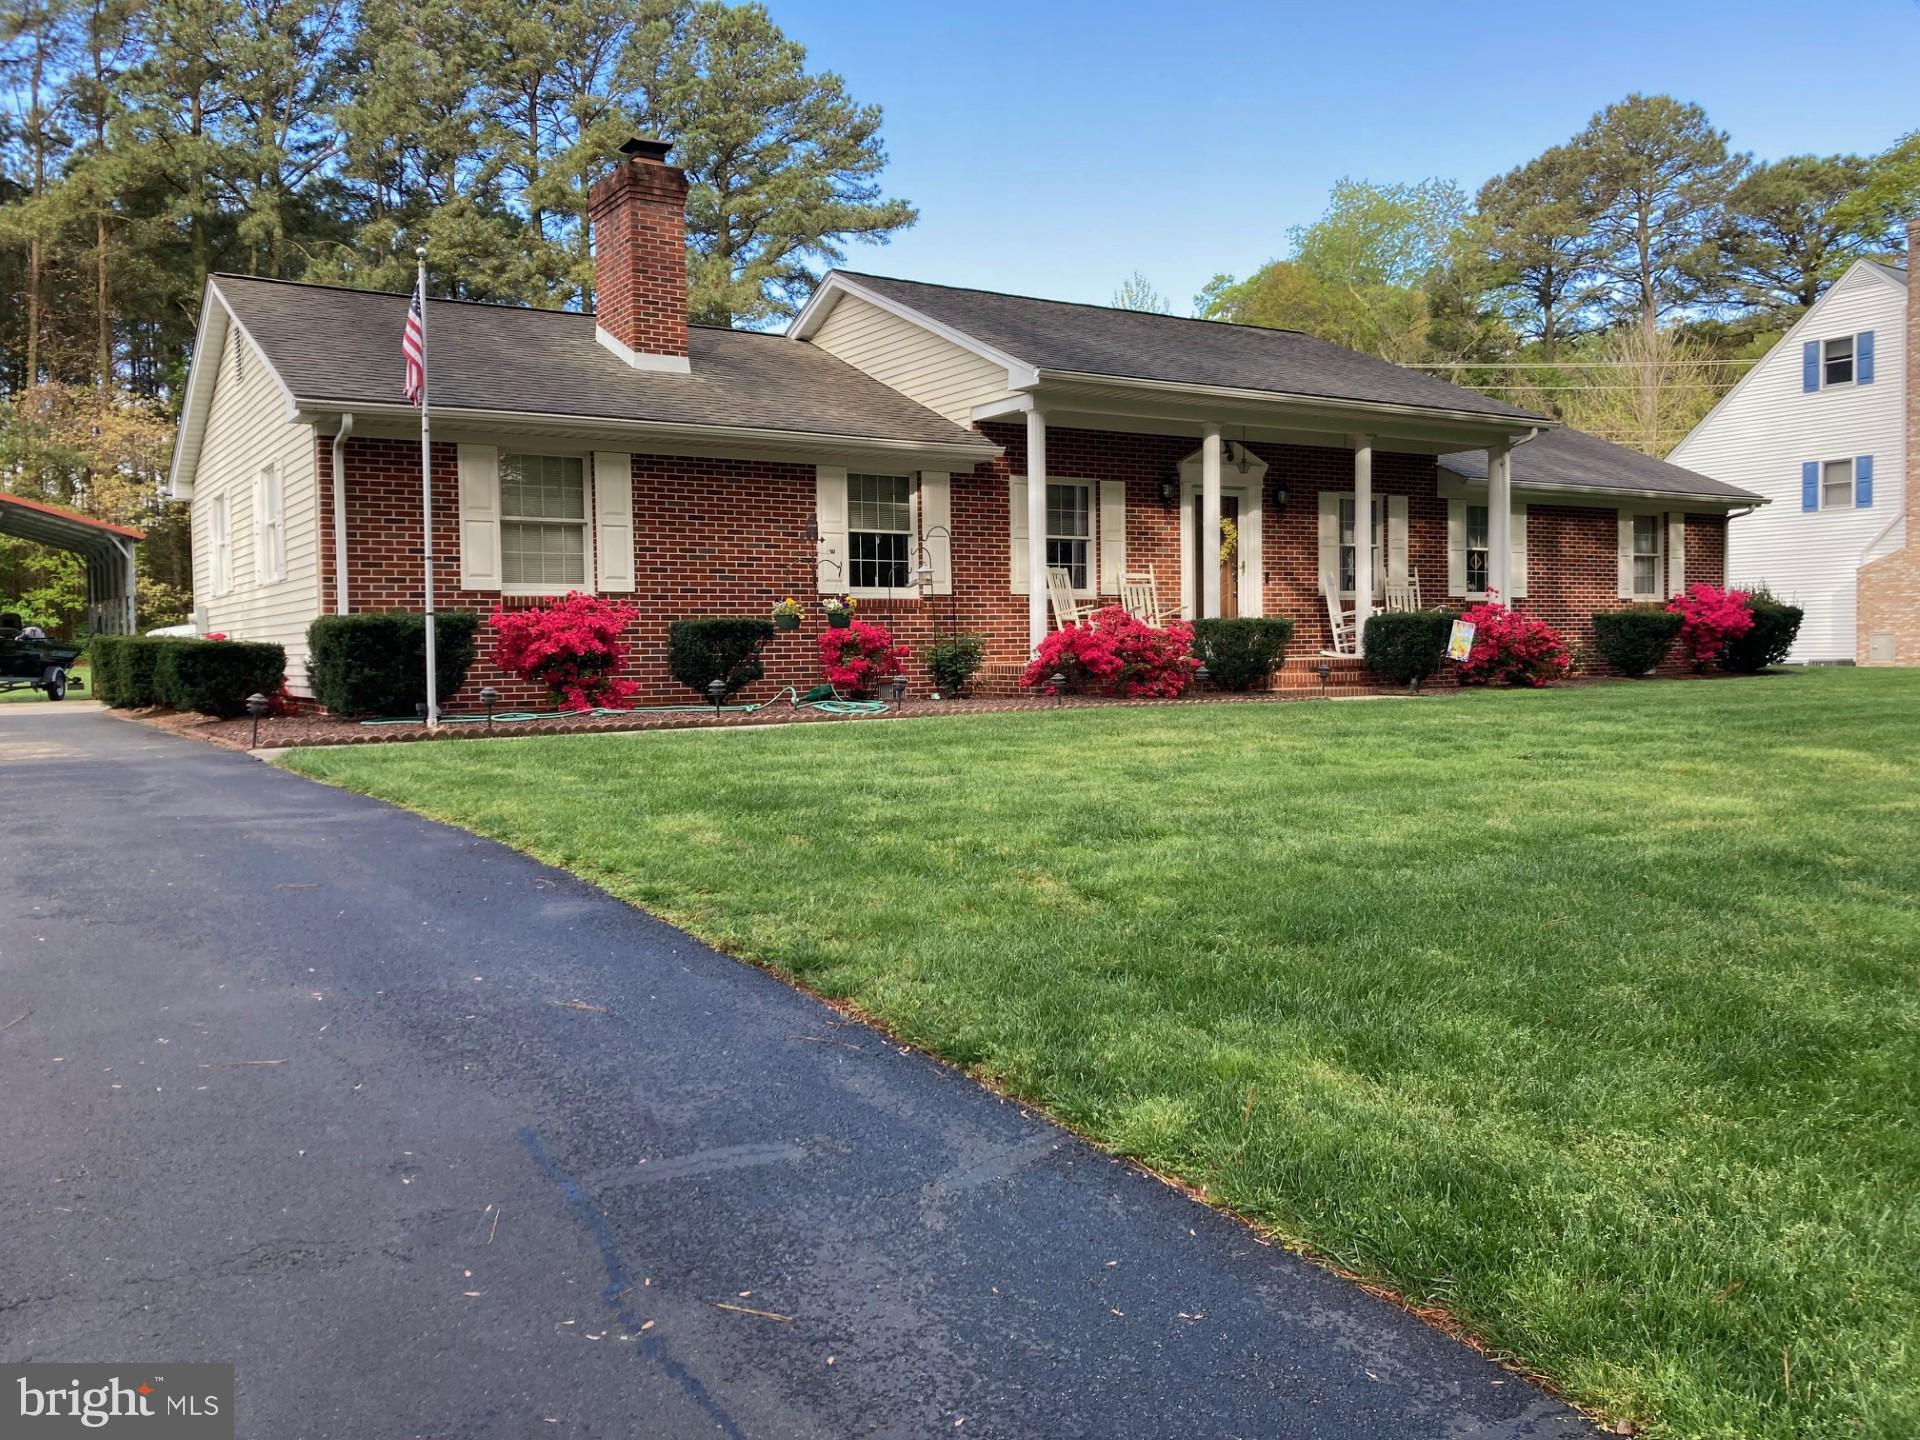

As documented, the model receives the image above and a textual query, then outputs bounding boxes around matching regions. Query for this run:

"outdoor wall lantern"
[1159,476,1179,508]
[889,675,907,705]
[1269,479,1289,509]
[479,685,500,731]
[706,677,728,712]
[245,691,270,749]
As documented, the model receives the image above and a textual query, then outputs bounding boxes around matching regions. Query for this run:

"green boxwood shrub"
[926,633,985,695]
[667,617,774,701]
[154,639,286,717]
[1362,609,1458,687]
[1592,605,1684,676]
[1719,588,1804,673]
[1191,617,1294,691]
[306,611,480,715]
[92,634,185,708]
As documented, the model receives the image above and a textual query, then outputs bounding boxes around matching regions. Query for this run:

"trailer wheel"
[43,666,66,700]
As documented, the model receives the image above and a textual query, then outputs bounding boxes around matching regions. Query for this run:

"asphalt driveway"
[0,703,1592,1438]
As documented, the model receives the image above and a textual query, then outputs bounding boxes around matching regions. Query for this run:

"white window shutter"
[1098,480,1127,594]
[457,444,500,590]
[1446,498,1467,595]
[814,466,847,594]
[1317,491,1339,592]
[1008,477,1029,594]
[252,469,267,582]
[593,452,634,592]
[1616,512,1635,599]
[1510,502,1528,599]
[1666,513,1686,598]
[921,471,952,595]
[1387,495,1409,588]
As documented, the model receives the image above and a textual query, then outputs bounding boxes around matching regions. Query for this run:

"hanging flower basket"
[773,597,802,631]
[824,595,856,629]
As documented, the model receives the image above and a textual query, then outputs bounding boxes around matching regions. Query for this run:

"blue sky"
[776,0,1920,312]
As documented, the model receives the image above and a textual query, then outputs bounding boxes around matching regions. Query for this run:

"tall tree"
[1832,132,1920,248]
[1475,143,1603,358]
[1111,270,1170,313]
[1714,154,1889,320]
[1575,94,1744,332]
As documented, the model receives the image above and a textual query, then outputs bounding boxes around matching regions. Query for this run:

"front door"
[1193,494,1241,619]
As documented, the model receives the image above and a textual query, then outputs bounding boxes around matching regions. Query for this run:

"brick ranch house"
[168,137,1762,707]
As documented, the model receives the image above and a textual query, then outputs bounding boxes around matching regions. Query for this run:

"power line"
[1414,359,1762,369]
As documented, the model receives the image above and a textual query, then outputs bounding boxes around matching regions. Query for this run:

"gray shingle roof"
[212,274,993,453]
[831,272,1547,423]
[1439,426,1762,502]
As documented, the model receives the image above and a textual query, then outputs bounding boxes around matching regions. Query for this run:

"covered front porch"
[972,376,1542,658]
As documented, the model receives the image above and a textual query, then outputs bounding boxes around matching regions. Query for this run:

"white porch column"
[1026,407,1049,652]
[1351,435,1374,650]
[1201,423,1223,618]
[1488,441,1513,603]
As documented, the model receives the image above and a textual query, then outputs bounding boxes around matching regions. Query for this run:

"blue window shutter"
[1857,455,1873,508]
[1802,461,1820,511]
[1802,340,1820,392]
[1858,331,1875,385]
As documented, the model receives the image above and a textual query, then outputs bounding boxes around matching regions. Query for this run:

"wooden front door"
[1194,493,1240,618]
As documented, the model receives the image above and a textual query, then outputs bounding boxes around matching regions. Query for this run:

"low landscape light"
[1048,670,1067,705]
[1316,659,1332,693]
[479,685,500,730]
[706,676,728,712]
[244,691,270,748]
[889,675,907,705]
[1193,663,1210,691]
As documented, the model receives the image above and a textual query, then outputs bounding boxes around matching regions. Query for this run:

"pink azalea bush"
[1666,583,1754,668]
[1457,593,1571,687]
[488,592,639,710]
[818,619,910,697]
[1020,605,1197,698]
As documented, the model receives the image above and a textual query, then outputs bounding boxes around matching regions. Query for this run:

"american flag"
[402,279,426,405]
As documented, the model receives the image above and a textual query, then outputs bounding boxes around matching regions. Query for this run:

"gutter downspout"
[332,413,353,614]
[1860,495,1907,565]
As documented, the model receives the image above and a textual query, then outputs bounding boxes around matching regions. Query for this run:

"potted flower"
[772,596,803,632]
[823,594,856,629]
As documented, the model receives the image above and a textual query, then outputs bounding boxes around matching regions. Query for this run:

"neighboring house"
[1670,230,1916,664]
[168,137,1761,705]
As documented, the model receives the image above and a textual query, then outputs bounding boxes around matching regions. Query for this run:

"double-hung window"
[1465,504,1490,595]
[1823,335,1854,387]
[1631,513,1662,596]
[1045,482,1091,590]
[254,462,284,584]
[1338,496,1383,594]
[500,453,589,590]
[1821,458,1855,510]
[847,473,912,589]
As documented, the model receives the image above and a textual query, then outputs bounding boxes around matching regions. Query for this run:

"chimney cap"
[619,136,673,163]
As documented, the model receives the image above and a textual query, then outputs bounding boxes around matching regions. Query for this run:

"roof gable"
[1441,427,1762,504]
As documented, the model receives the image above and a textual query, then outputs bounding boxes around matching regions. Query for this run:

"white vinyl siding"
[190,325,321,684]
[806,292,1017,424]
[1668,262,1907,661]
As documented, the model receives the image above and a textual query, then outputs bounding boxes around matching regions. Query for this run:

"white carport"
[0,492,144,634]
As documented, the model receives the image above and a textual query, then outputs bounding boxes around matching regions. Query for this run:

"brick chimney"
[588,137,691,373]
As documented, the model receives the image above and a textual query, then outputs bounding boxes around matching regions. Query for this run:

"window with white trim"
[254,462,284,584]
[1631,513,1662,596]
[211,493,232,595]
[1823,335,1855,388]
[1338,496,1382,594]
[1465,504,1490,595]
[1821,458,1854,510]
[847,473,912,589]
[500,453,588,589]
[1046,482,1091,590]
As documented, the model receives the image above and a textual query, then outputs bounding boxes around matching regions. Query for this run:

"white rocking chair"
[1119,567,1177,626]
[1383,573,1424,612]
[1046,566,1085,630]
[1323,576,1357,656]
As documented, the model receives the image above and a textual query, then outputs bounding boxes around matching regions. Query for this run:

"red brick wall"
[315,430,1730,708]
[586,155,690,360]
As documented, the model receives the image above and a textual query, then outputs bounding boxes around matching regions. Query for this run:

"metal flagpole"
[416,245,439,731]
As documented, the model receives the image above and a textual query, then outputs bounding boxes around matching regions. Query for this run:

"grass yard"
[285,670,1920,1438]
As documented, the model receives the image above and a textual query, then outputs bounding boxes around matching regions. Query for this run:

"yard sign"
[1446,619,1476,662]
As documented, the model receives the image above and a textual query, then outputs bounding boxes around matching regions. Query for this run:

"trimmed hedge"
[91,633,283,715]
[667,617,774,701]
[1191,617,1294,691]
[1720,591,1804,673]
[1593,605,1684,677]
[154,639,286,717]
[1362,609,1459,687]
[926,632,985,696]
[307,611,479,716]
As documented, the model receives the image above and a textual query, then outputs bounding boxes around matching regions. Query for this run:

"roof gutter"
[291,400,998,466]
[1033,369,1556,433]
[331,412,353,614]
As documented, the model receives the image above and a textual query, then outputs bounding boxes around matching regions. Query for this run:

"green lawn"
[0,659,87,702]
[284,670,1920,1438]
